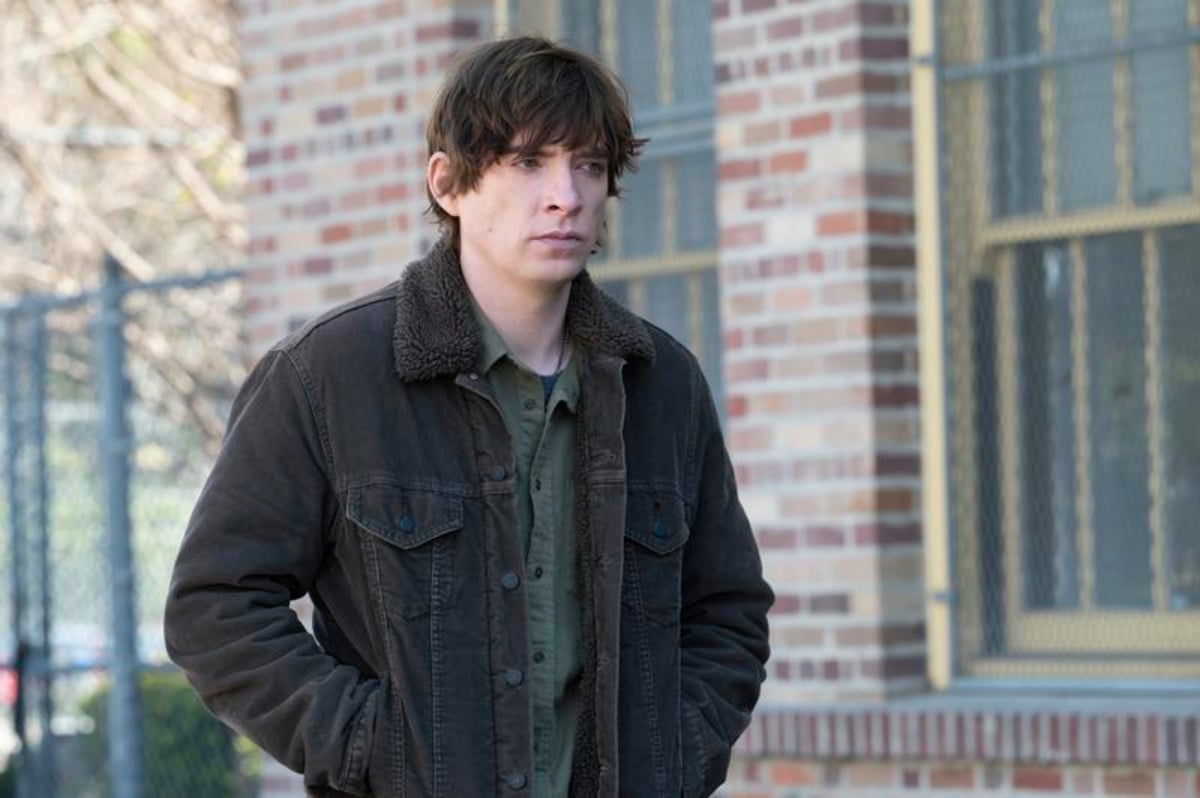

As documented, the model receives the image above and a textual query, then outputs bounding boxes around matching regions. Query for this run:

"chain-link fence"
[932,0,1200,682]
[0,258,254,797]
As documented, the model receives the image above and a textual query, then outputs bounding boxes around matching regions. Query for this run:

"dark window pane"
[675,153,717,251]
[1159,225,1200,610]
[670,0,714,106]
[561,0,600,54]
[699,267,724,425]
[620,159,663,258]
[1131,0,1191,203]
[642,272,689,345]
[987,0,1044,217]
[1017,243,1080,610]
[973,277,1006,652]
[598,278,630,309]
[1054,2,1117,211]
[1085,234,1152,608]
[617,0,659,112]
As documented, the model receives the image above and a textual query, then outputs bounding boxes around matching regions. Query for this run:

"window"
[505,0,723,415]
[929,0,1200,680]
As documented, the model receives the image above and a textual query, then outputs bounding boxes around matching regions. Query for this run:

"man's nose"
[545,163,583,214]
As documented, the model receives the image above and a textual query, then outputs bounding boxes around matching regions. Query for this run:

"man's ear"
[426,151,460,217]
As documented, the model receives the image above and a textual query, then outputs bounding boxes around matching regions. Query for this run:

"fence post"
[3,314,30,797]
[30,312,57,797]
[97,254,143,798]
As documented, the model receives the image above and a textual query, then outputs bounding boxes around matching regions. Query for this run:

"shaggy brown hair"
[425,36,647,243]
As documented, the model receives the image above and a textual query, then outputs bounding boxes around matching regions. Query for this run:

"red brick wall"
[714,0,921,706]
[723,759,1200,797]
[239,0,493,354]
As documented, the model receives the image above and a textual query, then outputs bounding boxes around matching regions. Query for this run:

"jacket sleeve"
[164,349,381,796]
[679,370,773,797]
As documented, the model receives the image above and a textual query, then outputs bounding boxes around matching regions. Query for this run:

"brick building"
[237,0,1200,795]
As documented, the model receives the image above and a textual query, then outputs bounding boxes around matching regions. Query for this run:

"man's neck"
[461,260,572,376]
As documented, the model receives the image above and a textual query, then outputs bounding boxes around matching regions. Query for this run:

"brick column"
[714,0,922,706]
[239,0,493,355]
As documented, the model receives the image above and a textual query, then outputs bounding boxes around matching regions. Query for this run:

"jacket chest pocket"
[622,489,690,627]
[347,483,464,620]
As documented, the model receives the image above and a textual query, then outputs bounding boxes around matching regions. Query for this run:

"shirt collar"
[469,296,511,376]
[468,296,580,413]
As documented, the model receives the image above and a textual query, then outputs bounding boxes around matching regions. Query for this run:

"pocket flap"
[347,483,463,550]
[624,490,690,555]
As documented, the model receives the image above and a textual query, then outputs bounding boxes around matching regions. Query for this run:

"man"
[165,36,772,797]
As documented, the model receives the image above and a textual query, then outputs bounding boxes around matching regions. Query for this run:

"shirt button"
[523,398,537,410]
[533,566,543,579]
[501,571,520,591]
[504,668,524,687]
[532,651,544,664]
[533,478,542,491]
[488,465,507,481]
[504,772,527,790]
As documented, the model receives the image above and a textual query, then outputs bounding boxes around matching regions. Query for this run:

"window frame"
[915,0,1200,686]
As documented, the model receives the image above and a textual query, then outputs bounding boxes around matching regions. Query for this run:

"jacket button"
[501,571,520,591]
[504,668,524,686]
[523,398,537,410]
[504,772,527,790]
[397,514,415,533]
[488,465,507,481]
[532,651,544,664]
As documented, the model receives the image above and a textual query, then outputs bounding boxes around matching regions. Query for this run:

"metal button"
[501,571,520,591]
[468,372,479,381]
[504,668,524,687]
[504,772,527,790]
[532,651,544,664]
[398,514,415,533]
[488,465,507,481]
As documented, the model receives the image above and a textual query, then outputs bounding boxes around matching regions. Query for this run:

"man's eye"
[579,161,606,176]
[515,157,540,169]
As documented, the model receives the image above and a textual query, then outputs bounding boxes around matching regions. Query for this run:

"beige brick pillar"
[714,0,924,707]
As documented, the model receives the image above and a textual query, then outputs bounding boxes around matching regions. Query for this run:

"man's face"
[435,141,610,289]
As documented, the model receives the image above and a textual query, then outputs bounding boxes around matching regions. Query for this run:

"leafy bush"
[82,670,256,797]
[0,757,15,798]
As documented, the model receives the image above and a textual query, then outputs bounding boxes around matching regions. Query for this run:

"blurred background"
[1,0,1198,796]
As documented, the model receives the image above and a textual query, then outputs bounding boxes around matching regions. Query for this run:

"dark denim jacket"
[164,242,773,797]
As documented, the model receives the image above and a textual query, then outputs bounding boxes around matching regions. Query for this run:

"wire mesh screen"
[937,0,1200,680]
[1,274,255,796]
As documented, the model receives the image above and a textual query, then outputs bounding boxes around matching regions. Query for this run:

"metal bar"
[932,0,959,683]
[982,200,1200,245]
[29,314,57,798]
[0,266,240,318]
[916,27,1200,81]
[1143,232,1167,614]
[1113,0,1133,206]
[1070,239,1093,612]
[3,315,30,796]
[97,253,144,798]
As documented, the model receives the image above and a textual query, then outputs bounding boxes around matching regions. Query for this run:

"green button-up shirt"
[473,304,581,798]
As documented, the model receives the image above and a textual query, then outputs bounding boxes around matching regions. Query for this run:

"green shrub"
[82,670,255,798]
[0,757,15,798]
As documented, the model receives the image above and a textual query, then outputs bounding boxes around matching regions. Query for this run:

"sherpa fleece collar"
[392,238,656,382]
